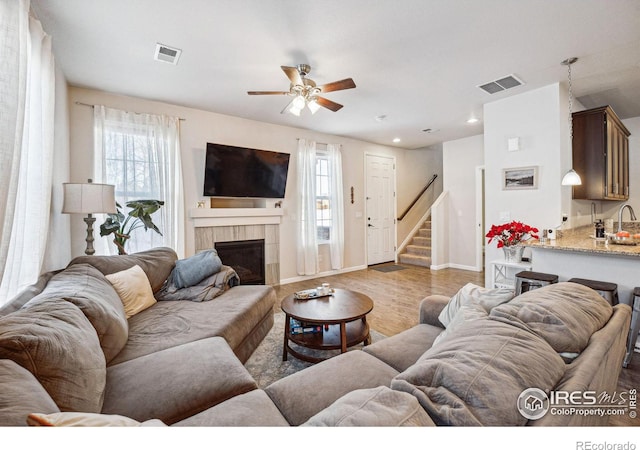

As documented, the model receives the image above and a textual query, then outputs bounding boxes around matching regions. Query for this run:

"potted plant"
[100,199,164,255]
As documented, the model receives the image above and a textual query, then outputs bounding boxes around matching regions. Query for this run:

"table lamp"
[62,179,117,255]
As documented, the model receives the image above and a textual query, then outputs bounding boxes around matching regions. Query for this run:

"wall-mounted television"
[203,142,290,198]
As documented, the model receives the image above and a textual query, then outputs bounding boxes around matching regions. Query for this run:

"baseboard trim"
[448,263,481,272]
[280,265,368,285]
[430,263,480,272]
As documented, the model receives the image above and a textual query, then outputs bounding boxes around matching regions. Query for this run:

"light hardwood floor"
[273,262,639,427]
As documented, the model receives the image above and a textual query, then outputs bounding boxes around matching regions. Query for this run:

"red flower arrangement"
[486,221,539,248]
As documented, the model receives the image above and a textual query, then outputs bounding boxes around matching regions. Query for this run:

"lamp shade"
[561,169,582,186]
[62,182,117,214]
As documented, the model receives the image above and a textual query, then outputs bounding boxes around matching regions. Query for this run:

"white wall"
[483,83,568,287]
[443,134,484,270]
[67,87,432,281]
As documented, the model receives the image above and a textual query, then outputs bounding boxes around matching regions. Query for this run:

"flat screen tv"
[203,142,290,198]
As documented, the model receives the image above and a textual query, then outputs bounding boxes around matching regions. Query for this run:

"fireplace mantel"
[189,208,284,227]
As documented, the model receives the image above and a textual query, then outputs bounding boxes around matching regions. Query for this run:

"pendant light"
[561,57,582,186]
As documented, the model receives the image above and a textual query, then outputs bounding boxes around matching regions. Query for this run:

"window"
[94,106,184,256]
[103,124,164,252]
[315,153,332,242]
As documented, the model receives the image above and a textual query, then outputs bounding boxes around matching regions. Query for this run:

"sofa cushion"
[302,386,435,427]
[102,336,257,425]
[490,282,613,353]
[438,282,514,327]
[265,350,399,426]
[391,318,565,426]
[173,390,289,427]
[105,264,156,319]
[0,300,106,413]
[25,263,128,363]
[363,323,443,372]
[432,302,488,347]
[109,285,275,365]
[0,270,60,317]
[0,359,60,426]
[68,247,178,293]
[26,412,166,427]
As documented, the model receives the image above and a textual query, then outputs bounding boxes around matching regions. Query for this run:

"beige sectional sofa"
[0,247,632,427]
[0,247,276,426]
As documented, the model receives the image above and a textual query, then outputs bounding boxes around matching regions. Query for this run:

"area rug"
[244,312,386,389]
[370,264,406,273]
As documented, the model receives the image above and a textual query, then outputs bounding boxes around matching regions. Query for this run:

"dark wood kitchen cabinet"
[571,105,630,201]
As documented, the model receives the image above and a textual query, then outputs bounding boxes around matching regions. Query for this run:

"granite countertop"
[525,222,640,258]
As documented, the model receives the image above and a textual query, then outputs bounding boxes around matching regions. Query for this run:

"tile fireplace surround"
[190,208,283,285]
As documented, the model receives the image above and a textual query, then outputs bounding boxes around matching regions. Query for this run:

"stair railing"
[397,174,438,221]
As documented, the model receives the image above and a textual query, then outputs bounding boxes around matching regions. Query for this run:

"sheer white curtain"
[326,143,344,270]
[93,106,184,257]
[296,139,318,275]
[0,3,55,303]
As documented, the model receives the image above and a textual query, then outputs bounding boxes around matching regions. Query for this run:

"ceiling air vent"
[154,43,182,65]
[478,74,524,94]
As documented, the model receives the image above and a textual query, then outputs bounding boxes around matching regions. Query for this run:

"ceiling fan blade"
[318,78,356,93]
[281,66,302,86]
[316,96,343,112]
[247,91,289,95]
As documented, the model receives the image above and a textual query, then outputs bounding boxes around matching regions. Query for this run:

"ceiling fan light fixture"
[292,95,306,110]
[307,99,321,114]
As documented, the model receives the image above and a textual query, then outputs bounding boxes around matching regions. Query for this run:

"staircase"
[398,218,432,267]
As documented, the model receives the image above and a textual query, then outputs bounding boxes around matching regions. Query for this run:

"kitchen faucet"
[617,204,637,233]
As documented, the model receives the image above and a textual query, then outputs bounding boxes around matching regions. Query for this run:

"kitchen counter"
[523,222,640,304]
[525,223,640,258]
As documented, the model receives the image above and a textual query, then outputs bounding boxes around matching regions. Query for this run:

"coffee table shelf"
[288,320,369,350]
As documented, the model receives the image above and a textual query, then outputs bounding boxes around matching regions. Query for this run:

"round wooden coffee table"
[281,288,374,363]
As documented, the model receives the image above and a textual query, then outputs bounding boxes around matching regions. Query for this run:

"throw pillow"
[438,282,514,327]
[392,317,566,426]
[27,412,166,427]
[106,265,156,319]
[0,299,106,413]
[490,282,613,353]
[169,249,223,289]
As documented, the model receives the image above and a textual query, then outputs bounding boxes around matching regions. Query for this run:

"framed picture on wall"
[502,166,538,190]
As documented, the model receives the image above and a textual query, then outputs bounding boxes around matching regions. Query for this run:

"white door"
[365,154,396,265]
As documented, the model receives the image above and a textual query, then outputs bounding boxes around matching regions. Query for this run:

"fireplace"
[215,239,265,285]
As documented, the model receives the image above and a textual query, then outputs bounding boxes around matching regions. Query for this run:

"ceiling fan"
[247,64,356,115]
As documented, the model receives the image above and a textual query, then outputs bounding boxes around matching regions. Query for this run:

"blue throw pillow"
[171,249,223,289]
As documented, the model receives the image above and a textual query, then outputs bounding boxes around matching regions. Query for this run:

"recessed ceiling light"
[467,117,479,124]
[393,137,401,143]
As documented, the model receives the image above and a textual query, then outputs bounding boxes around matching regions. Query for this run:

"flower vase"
[502,245,524,263]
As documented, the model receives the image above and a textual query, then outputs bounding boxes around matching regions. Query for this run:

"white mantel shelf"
[189,208,284,227]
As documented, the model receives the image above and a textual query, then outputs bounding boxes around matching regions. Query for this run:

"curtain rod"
[296,138,329,146]
[75,101,186,121]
